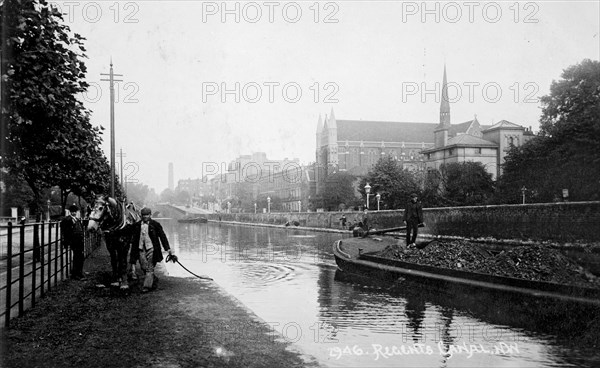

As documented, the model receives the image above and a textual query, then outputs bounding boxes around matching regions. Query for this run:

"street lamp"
[521,186,527,205]
[376,193,381,211]
[267,197,271,213]
[227,201,231,213]
[254,202,257,214]
[46,199,51,221]
[364,183,371,209]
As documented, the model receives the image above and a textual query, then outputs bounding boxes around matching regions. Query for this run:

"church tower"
[434,64,451,148]
[315,115,325,194]
[327,108,339,173]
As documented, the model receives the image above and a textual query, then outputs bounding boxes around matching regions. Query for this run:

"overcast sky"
[53,0,599,192]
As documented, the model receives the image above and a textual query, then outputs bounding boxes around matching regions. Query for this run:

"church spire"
[440,64,451,127]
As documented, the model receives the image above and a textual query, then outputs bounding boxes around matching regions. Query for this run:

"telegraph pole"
[117,148,126,194]
[100,59,123,198]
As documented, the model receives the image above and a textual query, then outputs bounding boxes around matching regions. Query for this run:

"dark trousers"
[406,218,419,245]
[72,245,85,277]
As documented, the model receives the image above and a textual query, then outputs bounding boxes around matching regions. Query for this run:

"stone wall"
[206,201,600,242]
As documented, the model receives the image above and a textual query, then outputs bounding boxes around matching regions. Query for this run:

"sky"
[52,0,600,192]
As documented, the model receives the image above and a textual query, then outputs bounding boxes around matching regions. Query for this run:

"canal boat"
[333,236,600,306]
[177,217,208,224]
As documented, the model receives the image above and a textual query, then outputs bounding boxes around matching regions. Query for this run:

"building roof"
[448,118,491,137]
[482,120,523,132]
[447,134,498,147]
[336,120,436,143]
[422,133,498,153]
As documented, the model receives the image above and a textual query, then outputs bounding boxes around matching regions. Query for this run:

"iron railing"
[0,221,101,328]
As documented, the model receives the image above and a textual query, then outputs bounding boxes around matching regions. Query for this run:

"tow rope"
[166,254,214,281]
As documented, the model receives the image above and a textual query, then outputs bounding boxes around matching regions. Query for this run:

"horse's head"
[87,195,117,232]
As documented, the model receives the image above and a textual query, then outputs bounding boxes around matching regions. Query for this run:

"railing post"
[54,223,58,287]
[60,224,64,281]
[32,223,38,308]
[18,222,25,317]
[40,220,45,298]
[47,221,52,292]
[5,222,13,328]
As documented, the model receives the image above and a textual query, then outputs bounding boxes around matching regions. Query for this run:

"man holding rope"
[129,207,176,293]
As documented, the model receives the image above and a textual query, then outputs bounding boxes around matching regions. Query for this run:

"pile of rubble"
[377,240,600,288]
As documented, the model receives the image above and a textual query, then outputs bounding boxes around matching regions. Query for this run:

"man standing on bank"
[402,193,423,247]
[61,205,86,280]
[130,207,175,293]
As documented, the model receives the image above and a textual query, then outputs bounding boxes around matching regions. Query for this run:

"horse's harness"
[90,198,139,234]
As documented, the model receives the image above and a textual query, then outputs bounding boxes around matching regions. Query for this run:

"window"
[475,148,482,154]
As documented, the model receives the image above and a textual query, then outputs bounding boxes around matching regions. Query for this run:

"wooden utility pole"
[117,148,126,195]
[100,59,123,198]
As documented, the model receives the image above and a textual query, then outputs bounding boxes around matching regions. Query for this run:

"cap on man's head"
[410,193,418,198]
[141,208,152,215]
[68,204,79,212]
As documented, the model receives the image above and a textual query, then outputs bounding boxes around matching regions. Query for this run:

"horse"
[87,195,141,288]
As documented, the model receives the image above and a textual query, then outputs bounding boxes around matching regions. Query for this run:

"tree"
[439,162,495,206]
[497,59,600,202]
[175,190,191,205]
[125,182,150,207]
[359,156,420,210]
[160,188,176,204]
[0,170,34,215]
[319,172,359,211]
[1,0,108,214]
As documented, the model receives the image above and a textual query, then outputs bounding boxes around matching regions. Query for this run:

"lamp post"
[227,201,231,213]
[254,202,257,214]
[376,193,381,211]
[267,197,271,213]
[298,200,302,213]
[364,183,371,209]
[521,186,527,205]
[46,199,51,221]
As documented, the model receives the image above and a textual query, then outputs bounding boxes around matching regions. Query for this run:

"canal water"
[162,220,600,367]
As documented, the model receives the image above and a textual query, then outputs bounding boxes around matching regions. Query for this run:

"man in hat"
[61,204,86,280]
[129,207,175,292]
[402,193,423,247]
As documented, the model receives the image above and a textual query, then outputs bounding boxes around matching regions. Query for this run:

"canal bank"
[0,245,321,368]
[202,201,600,244]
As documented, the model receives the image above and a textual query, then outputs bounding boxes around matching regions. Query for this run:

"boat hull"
[333,239,600,306]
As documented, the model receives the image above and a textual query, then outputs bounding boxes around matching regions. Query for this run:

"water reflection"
[164,221,600,367]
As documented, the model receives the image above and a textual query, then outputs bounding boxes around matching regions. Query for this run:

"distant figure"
[129,207,175,293]
[340,214,347,229]
[403,193,423,247]
[61,205,86,280]
[361,209,370,232]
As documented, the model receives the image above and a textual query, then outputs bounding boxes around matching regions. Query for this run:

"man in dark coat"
[129,207,174,292]
[61,205,86,279]
[402,193,423,247]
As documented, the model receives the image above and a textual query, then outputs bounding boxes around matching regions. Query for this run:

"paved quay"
[1,246,321,368]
